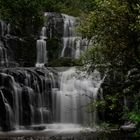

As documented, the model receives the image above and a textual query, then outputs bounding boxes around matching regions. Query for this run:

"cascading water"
[0,20,7,37]
[53,67,104,126]
[0,41,8,67]
[0,68,54,131]
[0,21,9,67]
[41,12,89,61]
[36,27,47,67]
[61,14,88,59]
[0,13,107,140]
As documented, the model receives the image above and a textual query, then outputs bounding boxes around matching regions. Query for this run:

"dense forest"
[0,0,140,137]
[0,0,94,36]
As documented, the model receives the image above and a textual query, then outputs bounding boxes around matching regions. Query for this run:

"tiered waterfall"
[53,67,103,125]
[61,14,88,59]
[0,13,104,133]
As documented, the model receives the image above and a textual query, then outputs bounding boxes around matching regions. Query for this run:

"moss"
[47,38,62,62]
[47,58,83,67]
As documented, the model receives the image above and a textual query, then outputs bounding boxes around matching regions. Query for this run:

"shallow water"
[0,124,135,140]
[0,134,135,140]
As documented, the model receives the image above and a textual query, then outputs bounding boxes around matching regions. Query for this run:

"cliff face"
[43,12,64,66]
[0,20,37,67]
[0,67,56,131]
[0,18,60,130]
[0,13,64,67]
[0,13,87,68]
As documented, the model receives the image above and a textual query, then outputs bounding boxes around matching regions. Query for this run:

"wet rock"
[0,68,55,131]
[21,87,32,126]
[0,88,14,108]
[42,109,51,123]
[0,90,14,131]
[120,122,136,132]
[34,108,43,124]
[45,12,63,38]
[27,125,46,131]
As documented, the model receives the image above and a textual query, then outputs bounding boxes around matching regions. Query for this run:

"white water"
[36,27,47,67]
[36,13,89,61]
[53,67,104,126]
[61,14,88,59]
[0,20,7,37]
[0,42,8,66]
[0,21,9,66]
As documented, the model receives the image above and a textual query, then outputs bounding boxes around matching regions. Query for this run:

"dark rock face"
[0,20,37,67]
[5,37,36,67]
[45,12,63,63]
[45,12,63,39]
[21,87,32,126]
[0,13,83,68]
[0,13,65,67]
[0,68,57,131]
[0,73,15,131]
[0,90,12,131]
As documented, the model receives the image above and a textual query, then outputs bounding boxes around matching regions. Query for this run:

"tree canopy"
[79,0,140,68]
[79,0,140,128]
[0,0,94,36]
[0,0,44,36]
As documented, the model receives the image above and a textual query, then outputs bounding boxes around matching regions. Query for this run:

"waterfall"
[0,20,7,37]
[61,14,80,59]
[0,13,105,134]
[0,41,8,67]
[0,68,55,131]
[36,27,47,67]
[53,67,103,126]
[60,14,88,59]
[7,23,11,35]
[38,13,89,62]
[0,21,9,67]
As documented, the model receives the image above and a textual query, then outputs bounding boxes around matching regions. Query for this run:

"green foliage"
[128,111,140,124]
[81,43,106,66]
[48,58,83,67]
[86,99,106,113]
[79,0,140,126]
[87,94,121,112]
[123,110,140,137]
[79,0,140,67]
[42,0,97,16]
[0,0,100,37]
[0,0,44,36]
[0,0,98,36]
[42,0,69,14]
